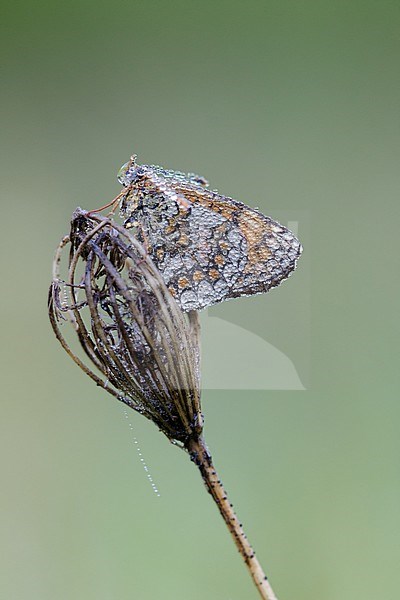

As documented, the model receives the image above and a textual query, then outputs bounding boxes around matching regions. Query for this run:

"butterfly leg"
[88,188,127,216]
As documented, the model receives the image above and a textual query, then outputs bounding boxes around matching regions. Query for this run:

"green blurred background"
[1,1,399,598]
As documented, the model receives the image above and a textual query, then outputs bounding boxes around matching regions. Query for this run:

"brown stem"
[186,435,278,600]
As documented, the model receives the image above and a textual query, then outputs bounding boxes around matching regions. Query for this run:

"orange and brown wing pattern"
[117,157,302,311]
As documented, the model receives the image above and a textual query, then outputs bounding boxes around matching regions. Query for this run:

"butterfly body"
[117,156,302,311]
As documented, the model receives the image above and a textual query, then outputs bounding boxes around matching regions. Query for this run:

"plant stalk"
[186,436,278,600]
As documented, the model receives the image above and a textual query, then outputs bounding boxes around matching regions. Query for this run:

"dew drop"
[122,407,161,497]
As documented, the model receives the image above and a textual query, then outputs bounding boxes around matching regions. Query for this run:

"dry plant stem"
[187,436,278,600]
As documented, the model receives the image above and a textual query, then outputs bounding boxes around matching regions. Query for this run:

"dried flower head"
[48,208,203,445]
[48,207,280,600]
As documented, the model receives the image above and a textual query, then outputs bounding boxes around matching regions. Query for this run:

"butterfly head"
[117,154,147,187]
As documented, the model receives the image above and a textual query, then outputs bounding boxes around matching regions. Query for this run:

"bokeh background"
[1,1,399,599]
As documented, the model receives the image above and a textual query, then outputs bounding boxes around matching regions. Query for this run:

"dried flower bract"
[48,208,203,444]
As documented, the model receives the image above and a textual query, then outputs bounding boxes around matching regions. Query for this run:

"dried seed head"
[48,208,203,444]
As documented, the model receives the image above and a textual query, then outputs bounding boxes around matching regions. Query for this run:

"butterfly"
[105,154,302,311]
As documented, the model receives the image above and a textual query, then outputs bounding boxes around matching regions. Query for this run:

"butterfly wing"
[121,168,302,311]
